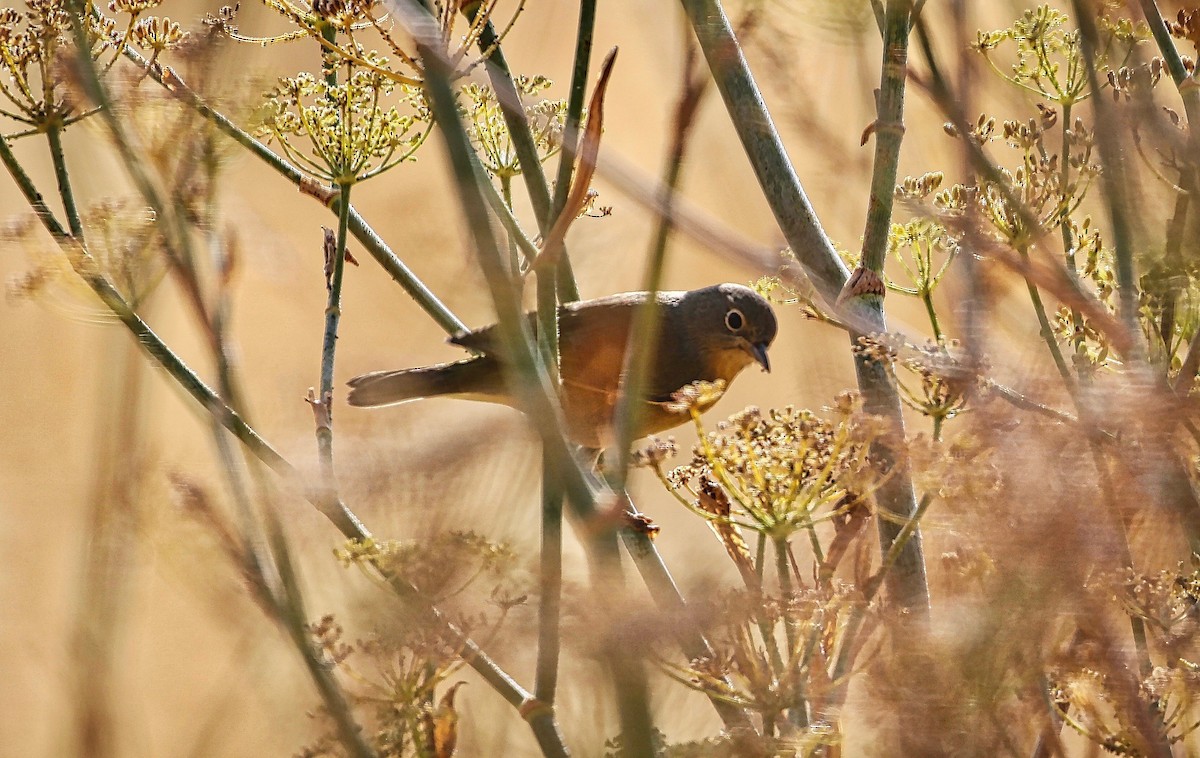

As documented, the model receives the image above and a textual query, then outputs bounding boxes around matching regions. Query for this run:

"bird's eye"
[725,308,745,331]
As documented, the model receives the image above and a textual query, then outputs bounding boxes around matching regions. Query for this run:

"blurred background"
[2,0,1188,754]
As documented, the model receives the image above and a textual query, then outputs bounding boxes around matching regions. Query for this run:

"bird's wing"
[447,292,692,400]
[448,293,652,358]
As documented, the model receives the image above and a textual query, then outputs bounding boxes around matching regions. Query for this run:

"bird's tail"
[346,357,504,408]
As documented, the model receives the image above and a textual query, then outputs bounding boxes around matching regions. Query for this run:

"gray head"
[680,283,778,376]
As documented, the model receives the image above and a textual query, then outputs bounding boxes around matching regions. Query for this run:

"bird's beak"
[748,341,771,373]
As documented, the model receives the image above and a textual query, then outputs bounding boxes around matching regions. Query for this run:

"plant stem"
[1021,250,1077,388]
[548,0,596,304]
[46,123,84,239]
[920,289,942,342]
[316,185,353,509]
[859,0,912,276]
[609,47,706,493]
[1071,0,1142,354]
[467,7,579,299]
[535,452,563,705]
[127,50,468,337]
[680,0,930,614]
[1057,102,1089,365]
[854,0,932,615]
[551,0,596,221]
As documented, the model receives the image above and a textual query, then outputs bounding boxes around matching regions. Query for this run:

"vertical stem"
[500,174,520,275]
[47,123,84,239]
[550,0,596,304]
[1071,0,1142,354]
[1021,251,1077,389]
[681,0,930,613]
[317,184,352,496]
[859,0,913,275]
[535,453,563,704]
[551,0,596,219]
[467,5,580,299]
[1057,102,1088,365]
[853,0,931,615]
[920,289,942,342]
[609,50,706,492]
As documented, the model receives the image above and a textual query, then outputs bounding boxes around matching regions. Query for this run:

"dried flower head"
[629,435,677,469]
[1169,9,1200,55]
[895,171,944,201]
[0,0,136,132]
[662,403,879,539]
[130,15,188,53]
[338,532,522,606]
[856,334,973,423]
[665,379,728,415]
[298,613,470,758]
[938,112,1099,250]
[661,587,863,751]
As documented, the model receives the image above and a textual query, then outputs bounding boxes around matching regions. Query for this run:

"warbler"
[347,283,777,448]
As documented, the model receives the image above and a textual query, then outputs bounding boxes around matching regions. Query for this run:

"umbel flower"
[660,588,860,753]
[464,75,566,180]
[213,0,524,86]
[0,0,186,135]
[651,391,880,542]
[255,66,430,185]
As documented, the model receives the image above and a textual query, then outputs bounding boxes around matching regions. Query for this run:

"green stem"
[467,6,579,300]
[322,185,352,400]
[681,0,930,614]
[551,0,596,219]
[46,123,84,239]
[859,1,912,276]
[1057,102,1087,365]
[316,184,353,507]
[549,0,596,304]
[0,133,68,238]
[500,174,519,274]
[609,55,705,492]
[1071,0,1142,355]
[535,451,563,704]
[853,0,931,615]
[1020,253,1076,389]
[920,289,942,342]
[125,47,468,337]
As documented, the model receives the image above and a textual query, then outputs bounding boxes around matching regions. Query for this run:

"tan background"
[0,1,1087,755]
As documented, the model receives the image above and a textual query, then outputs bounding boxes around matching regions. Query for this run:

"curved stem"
[681,0,930,614]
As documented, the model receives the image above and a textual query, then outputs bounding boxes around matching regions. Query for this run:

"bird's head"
[685,283,778,379]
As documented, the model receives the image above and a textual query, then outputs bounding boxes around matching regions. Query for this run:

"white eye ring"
[725,308,745,332]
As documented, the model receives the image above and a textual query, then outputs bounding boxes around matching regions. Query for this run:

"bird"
[346,283,777,448]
